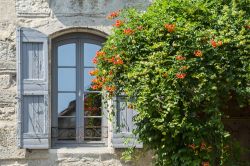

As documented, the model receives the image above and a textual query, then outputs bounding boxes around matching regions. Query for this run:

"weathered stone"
[0,89,16,104]
[0,107,15,121]
[16,0,50,17]
[0,75,11,89]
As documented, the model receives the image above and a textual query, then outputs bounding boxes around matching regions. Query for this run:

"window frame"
[51,33,107,147]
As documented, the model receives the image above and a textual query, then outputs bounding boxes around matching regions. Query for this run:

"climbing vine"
[90,0,250,165]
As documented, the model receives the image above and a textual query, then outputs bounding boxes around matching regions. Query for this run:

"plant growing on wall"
[91,0,250,165]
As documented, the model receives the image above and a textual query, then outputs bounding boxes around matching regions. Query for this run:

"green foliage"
[94,0,250,165]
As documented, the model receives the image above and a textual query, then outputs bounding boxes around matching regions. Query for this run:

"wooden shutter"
[16,27,49,149]
[112,96,142,148]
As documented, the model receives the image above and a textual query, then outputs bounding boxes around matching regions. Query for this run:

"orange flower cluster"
[106,55,124,65]
[194,50,203,57]
[176,55,186,60]
[91,77,106,90]
[89,69,99,76]
[123,28,134,35]
[210,39,222,48]
[105,85,116,92]
[92,51,106,64]
[107,10,120,19]
[92,57,98,64]
[164,24,176,33]
[176,73,186,79]
[113,20,123,27]
[96,51,105,57]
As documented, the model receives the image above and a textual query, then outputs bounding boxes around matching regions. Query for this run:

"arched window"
[51,33,107,146]
[17,28,140,149]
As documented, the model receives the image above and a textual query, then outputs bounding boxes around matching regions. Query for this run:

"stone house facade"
[0,0,153,165]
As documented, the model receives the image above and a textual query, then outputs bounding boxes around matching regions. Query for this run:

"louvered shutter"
[16,27,49,149]
[111,96,142,148]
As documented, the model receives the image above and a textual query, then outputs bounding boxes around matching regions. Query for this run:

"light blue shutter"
[112,96,142,148]
[16,27,49,149]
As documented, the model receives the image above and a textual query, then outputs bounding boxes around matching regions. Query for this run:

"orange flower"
[107,56,115,63]
[91,85,99,90]
[164,24,176,33]
[123,28,134,35]
[217,40,223,46]
[176,55,186,60]
[210,39,217,48]
[107,10,120,19]
[113,20,123,27]
[194,50,203,57]
[105,86,116,92]
[202,161,210,166]
[176,73,186,79]
[113,55,124,65]
[96,51,105,57]
[89,69,99,76]
[91,78,99,83]
[92,57,98,64]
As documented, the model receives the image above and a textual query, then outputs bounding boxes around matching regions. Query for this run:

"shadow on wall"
[48,0,151,27]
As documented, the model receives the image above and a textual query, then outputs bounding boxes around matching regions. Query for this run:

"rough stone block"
[0,89,16,104]
[0,125,26,160]
[0,75,11,89]
[16,0,50,17]
[0,107,15,121]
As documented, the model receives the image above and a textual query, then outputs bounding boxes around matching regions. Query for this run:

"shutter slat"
[111,96,142,148]
[16,27,49,149]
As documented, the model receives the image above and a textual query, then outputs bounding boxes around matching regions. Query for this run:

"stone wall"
[0,0,152,165]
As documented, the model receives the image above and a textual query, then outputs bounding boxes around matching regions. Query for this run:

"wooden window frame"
[51,33,108,147]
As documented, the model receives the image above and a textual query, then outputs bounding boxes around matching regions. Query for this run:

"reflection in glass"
[84,68,95,91]
[58,117,76,140]
[84,93,102,116]
[84,43,101,67]
[58,43,76,66]
[84,117,102,141]
[58,93,76,116]
[58,68,76,91]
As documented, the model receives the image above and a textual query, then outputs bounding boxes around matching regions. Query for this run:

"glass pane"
[58,93,76,116]
[84,43,101,67]
[58,43,76,66]
[58,68,76,91]
[58,117,76,140]
[84,93,102,116]
[84,68,96,91]
[84,117,102,141]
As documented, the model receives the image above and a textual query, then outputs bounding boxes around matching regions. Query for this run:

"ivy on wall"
[90,0,250,165]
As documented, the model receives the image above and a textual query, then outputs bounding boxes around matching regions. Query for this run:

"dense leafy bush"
[91,0,250,165]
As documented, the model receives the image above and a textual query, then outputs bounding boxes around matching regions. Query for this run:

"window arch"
[51,33,107,146]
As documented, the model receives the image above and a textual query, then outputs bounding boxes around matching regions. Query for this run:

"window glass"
[84,93,102,116]
[84,43,101,67]
[58,93,76,116]
[58,68,76,91]
[84,68,96,91]
[58,43,76,66]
